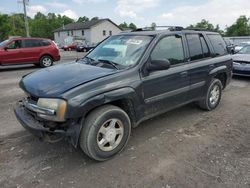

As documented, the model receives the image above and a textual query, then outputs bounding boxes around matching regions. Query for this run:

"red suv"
[0,37,60,67]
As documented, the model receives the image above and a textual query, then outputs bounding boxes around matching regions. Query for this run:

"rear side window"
[200,35,210,58]
[40,40,51,46]
[151,35,184,66]
[186,34,203,61]
[186,34,210,61]
[207,34,227,56]
[23,39,41,48]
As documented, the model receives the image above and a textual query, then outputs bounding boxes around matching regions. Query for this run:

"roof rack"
[132,26,184,32]
[155,26,184,31]
[183,28,217,32]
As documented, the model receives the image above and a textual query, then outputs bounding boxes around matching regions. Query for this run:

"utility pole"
[22,0,30,37]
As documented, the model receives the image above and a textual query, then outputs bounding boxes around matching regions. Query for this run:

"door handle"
[180,71,188,77]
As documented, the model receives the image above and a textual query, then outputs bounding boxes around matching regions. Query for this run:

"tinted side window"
[151,35,184,66]
[7,40,22,49]
[186,34,203,61]
[207,34,227,56]
[40,40,51,46]
[23,39,41,48]
[200,35,210,58]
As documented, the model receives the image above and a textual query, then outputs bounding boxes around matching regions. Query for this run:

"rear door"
[185,33,213,100]
[141,34,190,116]
[1,39,23,65]
[21,39,43,62]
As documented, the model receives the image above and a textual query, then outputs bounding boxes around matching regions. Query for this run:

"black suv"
[14,29,232,161]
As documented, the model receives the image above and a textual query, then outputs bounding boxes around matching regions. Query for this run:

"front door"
[1,40,23,65]
[141,34,189,116]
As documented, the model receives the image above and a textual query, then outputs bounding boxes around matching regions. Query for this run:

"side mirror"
[4,47,8,51]
[147,59,170,72]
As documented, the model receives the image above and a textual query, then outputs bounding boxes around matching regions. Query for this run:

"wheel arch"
[40,54,54,61]
[209,66,228,89]
[73,87,139,127]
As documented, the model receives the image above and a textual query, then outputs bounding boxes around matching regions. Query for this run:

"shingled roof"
[53,19,121,32]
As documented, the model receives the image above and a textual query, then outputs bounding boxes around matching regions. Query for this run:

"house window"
[82,30,84,36]
[58,32,60,37]
[109,31,112,36]
[103,30,106,36]
[67,31,70,36]
[71,30,73,36]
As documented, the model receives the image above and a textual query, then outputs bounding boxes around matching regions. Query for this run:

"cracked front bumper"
[14,102,82,147]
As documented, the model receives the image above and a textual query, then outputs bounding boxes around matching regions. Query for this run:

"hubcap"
[209,84,220,106]
[97,118,124,152]
[42,57,52,66]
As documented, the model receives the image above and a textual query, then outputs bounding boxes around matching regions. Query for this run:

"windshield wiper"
[83,56,95,64]
[98,59,119,70]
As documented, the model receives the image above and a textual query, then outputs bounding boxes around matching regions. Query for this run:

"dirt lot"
[0,56,250,187]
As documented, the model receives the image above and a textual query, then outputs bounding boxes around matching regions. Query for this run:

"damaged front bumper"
[14,101,82,147]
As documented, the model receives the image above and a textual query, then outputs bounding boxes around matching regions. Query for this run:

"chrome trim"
[23,99,55,116]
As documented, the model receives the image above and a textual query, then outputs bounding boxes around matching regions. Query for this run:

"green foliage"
[226,16,250,36]
[119,22,137,30]
[30,12,74,39]
[91,17,99,21]
[77,16,89,22]
[0,12,74,40]
[187,19,224,35]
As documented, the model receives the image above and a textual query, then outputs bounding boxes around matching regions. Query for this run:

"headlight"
[37,98,67,122]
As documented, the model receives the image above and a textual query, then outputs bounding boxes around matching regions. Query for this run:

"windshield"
[0,39,9,47]
[86,35,153,67]
[238,45,250,54]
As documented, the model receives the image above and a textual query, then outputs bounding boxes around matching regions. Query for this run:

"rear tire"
[39,55,53,68]
[79,105,131,161]
[198,78,222,111]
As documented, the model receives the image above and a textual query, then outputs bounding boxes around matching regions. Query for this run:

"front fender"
[65,87,139,119]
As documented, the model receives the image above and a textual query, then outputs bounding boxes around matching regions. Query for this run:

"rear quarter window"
[40,40,51,46]
[207,34,227,56]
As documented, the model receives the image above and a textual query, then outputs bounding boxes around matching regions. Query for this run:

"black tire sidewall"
[82,106,131,161]
[206,79,222,110]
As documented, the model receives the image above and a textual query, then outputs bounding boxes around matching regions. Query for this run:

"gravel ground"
[0,54,250,188]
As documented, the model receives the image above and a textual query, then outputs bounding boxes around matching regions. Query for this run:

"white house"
[53,19,122,47]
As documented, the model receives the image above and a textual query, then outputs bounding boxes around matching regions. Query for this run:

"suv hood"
[20,62,116,97]
[232,54,250,62]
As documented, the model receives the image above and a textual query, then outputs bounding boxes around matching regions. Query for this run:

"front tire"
[79,105,131,161]
[39,55,53,68]
[198,78,222,111]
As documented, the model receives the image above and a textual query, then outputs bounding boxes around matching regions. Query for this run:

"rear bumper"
[14,102,81,147]
[54,55,61,62]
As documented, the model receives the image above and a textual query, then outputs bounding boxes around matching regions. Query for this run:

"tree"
[129,23,137,30]
[151,22,156,30]
[77,16,89,23]
[91,17,99,21]
[187,19,224,35]
[0,13,11,40]
[30,12,74,39]
[226,15,250,36]
[119,22,128,30]
[119,22,138,30]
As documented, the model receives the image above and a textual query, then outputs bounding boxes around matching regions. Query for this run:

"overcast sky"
[1,0,250,29]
